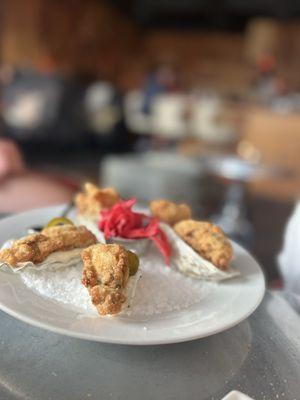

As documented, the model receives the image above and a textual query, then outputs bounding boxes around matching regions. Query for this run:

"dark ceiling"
[112,0,300,30]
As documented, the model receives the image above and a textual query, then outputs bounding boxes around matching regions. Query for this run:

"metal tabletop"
[0,291,300,400]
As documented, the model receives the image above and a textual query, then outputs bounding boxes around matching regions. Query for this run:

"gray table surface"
[1,291,300,400]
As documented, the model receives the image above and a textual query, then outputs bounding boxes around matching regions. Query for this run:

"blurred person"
[142,64,181,114]
[0,65,15,87]
[256,53,277,101]
[0,138,77,213]
[278,202,300,312]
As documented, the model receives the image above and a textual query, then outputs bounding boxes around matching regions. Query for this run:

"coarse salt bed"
[21,262,98,315]
[131,247,217,316]
[20,243,217,317]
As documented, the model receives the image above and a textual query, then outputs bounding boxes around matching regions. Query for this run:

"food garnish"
[99,198,171,265]
[45,217,74,228]
[127,250,139,276]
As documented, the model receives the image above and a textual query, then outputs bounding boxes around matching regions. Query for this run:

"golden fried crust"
[41,225,97,250]
[0,234,52,266]
[174,220,233,270]
[0,225,97,267]
[81,244,129,315]
[75,183,120,219]
[150,199,191,226]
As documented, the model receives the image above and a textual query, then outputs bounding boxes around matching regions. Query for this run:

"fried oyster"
[150,199,191,226]
[82,244,130,315]
[174,220,233,270]
[75,183,120,219]
[0,225,97,267]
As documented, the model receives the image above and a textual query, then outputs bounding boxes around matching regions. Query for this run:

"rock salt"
[20,245,217,317]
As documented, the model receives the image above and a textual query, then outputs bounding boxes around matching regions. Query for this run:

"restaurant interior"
[1,0,300,287]
[2,1,300,400]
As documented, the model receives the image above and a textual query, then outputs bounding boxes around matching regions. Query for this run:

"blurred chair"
[150,94,187,139]
[1,69,86,145]
[124,91,152,134]
[84,82,122,137]
[125,91,187,139]
[83,81,129,151]
[189,96,236,146]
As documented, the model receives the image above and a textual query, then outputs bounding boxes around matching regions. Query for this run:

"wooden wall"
[0,0,138,80]
[1,1,300,92]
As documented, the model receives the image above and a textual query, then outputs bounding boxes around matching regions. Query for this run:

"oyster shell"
[76,215,106,243]
[106,237,150,257]
[119,269,142,315]
[161,223,240,281]
[0,240,83,272]
[0,223,97,272]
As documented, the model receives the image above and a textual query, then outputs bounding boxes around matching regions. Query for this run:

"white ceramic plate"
[0,205,265,345]
[222,391,254,400]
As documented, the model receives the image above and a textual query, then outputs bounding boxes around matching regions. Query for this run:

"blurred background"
[1,0,300,285]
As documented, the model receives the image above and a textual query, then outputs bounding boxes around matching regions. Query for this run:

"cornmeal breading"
[75,183,120,219]
[174,220,233,270]
[0,225,97,267]
[41,225,96,250]
[81,244,129,315]
[150,199,191,226]
[0,233,54,266]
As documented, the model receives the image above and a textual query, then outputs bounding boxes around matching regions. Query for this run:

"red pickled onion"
[98,198,171,265]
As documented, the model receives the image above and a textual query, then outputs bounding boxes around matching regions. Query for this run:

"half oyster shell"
[161,223,240,281]
[76,215,106,243]
[119,269,142,315]
[0,243,83,273]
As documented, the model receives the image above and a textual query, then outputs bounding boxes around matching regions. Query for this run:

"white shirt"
[278,202,300,311]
